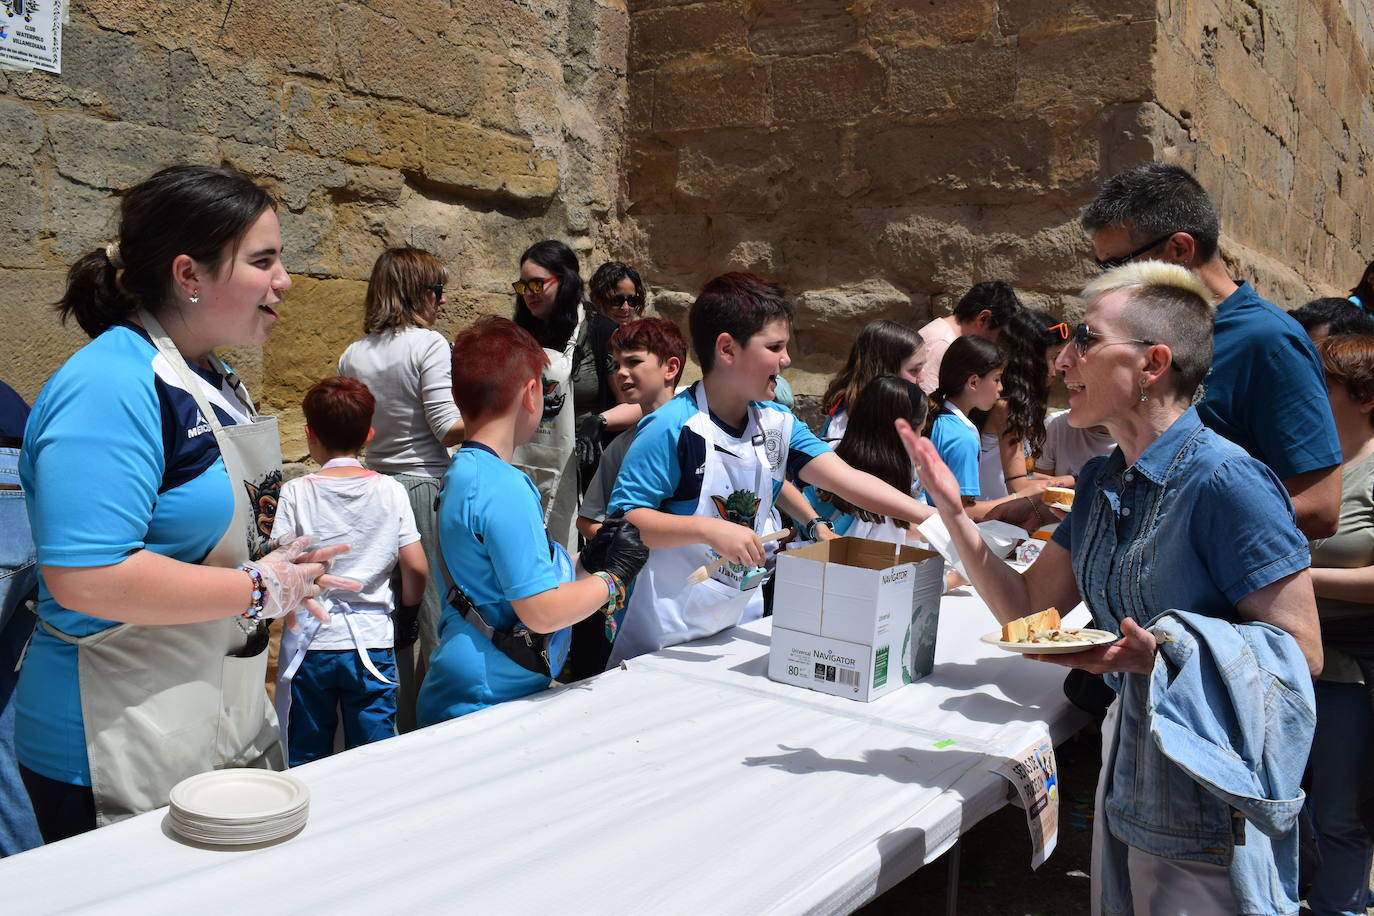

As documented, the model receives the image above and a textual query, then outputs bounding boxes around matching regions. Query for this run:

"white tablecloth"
[0,592,1089,914]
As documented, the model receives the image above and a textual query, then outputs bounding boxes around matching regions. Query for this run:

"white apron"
[608,385,778,667]
[41,311,284,826]
[512,308,584,550]
[274,597,393,753]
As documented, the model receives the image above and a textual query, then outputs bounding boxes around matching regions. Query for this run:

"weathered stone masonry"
[2,0,1371,443]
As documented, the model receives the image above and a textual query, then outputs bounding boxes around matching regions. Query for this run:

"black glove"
[581,517,649,583]
[575,413,607,469]
[393,602,421,649]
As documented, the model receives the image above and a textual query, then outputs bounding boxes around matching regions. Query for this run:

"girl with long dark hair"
[819,320,923,443]
[974,308,1063,498]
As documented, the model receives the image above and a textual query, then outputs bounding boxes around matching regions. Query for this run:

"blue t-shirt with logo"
[416,443,565,724]
[607,383,828,517]
[1196,282,1341,479]
[17,323,240,786]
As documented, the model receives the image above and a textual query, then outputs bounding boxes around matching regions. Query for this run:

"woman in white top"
[338,248,463,732]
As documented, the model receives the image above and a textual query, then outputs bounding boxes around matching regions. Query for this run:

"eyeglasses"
[1063,323,1157,358]
[1094,232,1177,271]
[512,277,556,296]
[608,293,644,310]
[428,284,444,298]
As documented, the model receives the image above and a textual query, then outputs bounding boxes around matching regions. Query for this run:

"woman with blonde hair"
[338,247,464,732]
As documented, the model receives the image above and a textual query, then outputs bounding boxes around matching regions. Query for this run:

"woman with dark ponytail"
[18,164,353,840]
[920,335,1029,520]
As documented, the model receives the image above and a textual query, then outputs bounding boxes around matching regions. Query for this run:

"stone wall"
[1151,0,1374,308]
[622,0,1374,398]
[0,0,630,458]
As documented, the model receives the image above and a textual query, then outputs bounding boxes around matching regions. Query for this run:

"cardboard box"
[768,537,943,701]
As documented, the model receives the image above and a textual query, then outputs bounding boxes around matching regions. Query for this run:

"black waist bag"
[445,585,553,679]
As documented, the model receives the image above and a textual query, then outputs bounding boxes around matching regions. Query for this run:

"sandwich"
[1042,486,1074,511]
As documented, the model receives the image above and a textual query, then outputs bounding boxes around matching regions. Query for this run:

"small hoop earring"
[188,290,200,304]
[1138,379,1149,403]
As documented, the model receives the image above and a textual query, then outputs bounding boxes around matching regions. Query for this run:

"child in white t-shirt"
[270,376,428,766]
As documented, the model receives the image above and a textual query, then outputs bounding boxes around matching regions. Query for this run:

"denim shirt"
[1052,409,1312,913]
[1098,612,1314,916]
[1051,408,1310,642]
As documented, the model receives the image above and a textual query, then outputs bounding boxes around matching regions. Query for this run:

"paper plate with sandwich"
[980,607,1119,654]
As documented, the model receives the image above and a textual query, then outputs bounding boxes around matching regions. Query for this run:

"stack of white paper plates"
[168,769,309,846]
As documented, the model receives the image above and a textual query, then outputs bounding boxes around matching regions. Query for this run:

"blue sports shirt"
[608,383,829,517]
[416,443,563,723]
[16,323,241,786]
[928,410,981,503]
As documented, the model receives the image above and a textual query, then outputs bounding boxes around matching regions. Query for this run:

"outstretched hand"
[1026,617,1158,675]
[894,419,965,512]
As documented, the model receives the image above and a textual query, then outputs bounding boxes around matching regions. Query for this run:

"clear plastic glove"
[245,536,360,625]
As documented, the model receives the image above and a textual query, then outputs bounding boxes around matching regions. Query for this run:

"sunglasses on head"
[512,277,555,296]
[609,293,644,309]
[1094,232,1178,271]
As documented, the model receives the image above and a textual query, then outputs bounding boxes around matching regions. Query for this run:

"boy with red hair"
[271,376,428,764]
[417,318,649,723]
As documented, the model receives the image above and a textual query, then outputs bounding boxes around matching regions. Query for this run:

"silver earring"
[188,290,200,304]
[1138,379,1149,402]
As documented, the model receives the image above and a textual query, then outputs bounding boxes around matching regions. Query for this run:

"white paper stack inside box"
[768,537,944,701]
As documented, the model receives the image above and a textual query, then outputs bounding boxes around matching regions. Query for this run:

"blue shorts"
[287,649,397,766]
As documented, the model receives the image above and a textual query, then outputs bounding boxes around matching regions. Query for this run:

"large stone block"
[168,52,277,147]
[652,60,768,131]
[1016,20,1156,109]
[772,51,885,124]
[336,4,483,118]
[792,280,917,371]
[261,276,370,410]
[998,0,1152,40]
[282,83,426,171]
[853,119,1054,202]
[0,98,44,158]
[886,43,1017,116]
[219,142,350,212]
[0,268,85,403]
[748,0,855,57]
[47,23,172,126]
[45,172,120,263]
[631,1,745,71]
[670,126,845,214]
[867,0,997,45]
[421,119,559,202]
[47,114,219,191]
[0,164,44,269]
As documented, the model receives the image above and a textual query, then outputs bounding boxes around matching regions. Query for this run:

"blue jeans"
[1307,680,1374,916]
[287,649,397,766]
[0,447,41,855]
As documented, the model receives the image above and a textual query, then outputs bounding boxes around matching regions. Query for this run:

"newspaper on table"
[0,0,64,73]
[990,731,1059,869]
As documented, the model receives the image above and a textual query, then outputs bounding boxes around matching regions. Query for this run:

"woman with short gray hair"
[901,261,1321,915]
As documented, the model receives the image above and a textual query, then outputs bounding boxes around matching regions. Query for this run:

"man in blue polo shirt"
[1078,162,1341,538]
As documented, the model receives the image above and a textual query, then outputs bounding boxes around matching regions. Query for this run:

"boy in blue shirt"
[417,318,649,724]
[607,272,940,664]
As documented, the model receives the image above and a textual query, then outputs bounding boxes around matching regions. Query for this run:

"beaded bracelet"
[238,564,266,620]
[592,570,627,642]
